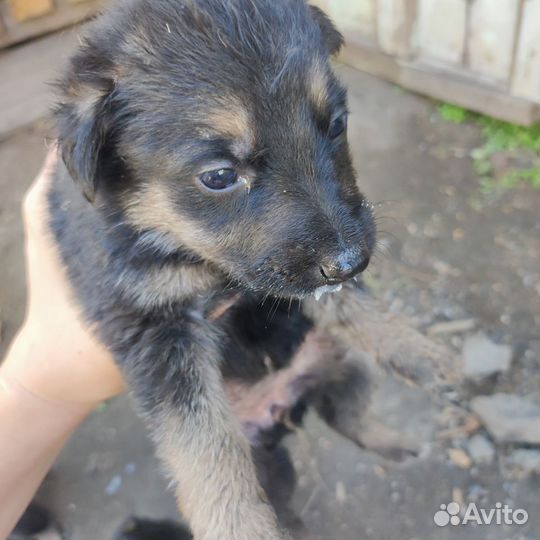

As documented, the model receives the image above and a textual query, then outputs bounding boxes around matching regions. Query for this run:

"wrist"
[1,324,100,415]
[2,321,123,408]
[0,371,94,425]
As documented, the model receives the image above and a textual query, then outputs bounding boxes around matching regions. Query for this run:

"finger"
[38,142,59,180]
[22,145,59,238]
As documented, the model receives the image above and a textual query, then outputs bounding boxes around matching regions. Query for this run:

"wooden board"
[468,0,519,82]
[340,42,539,125]
[310,0,376,40]
[417,0,467,65]
[511,0,540,101]
[0,0,100,49]
[327,0,376,40]
[377,0,417,59]
[8,0,54,22]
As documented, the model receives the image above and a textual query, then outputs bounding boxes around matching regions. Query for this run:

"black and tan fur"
[48,1,388,538]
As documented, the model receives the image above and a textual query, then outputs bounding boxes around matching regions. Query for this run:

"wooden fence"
[313,0,540,125]
[1,0,538,125]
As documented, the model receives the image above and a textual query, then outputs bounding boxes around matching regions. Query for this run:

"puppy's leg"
[109,312,282,540]
[302,284,456,459]
[225,331,338,444]
[311,356,420,460]
[303,282,461,389]
[253,445,305,536]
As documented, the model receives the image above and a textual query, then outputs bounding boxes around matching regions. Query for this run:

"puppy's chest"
[115,260,224,311]
[220,296,314,382]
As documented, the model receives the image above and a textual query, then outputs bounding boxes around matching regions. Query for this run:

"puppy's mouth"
[238,249,371,300]
[313,283,343,301]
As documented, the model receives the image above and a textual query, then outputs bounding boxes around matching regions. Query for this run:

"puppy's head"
[57,0,376,298]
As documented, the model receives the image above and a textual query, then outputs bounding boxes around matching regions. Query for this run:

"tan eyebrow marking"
[204,98,255,160]
[309,60,330,111]
[207,99,252,139]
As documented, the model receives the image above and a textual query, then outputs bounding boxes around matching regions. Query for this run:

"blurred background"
[0,1,539,539]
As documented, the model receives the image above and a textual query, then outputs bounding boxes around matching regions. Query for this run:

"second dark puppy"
[51,0,376,538]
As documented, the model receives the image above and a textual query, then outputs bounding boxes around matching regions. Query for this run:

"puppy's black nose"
[319,251,370,284]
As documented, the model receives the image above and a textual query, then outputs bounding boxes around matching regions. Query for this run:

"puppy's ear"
[310,6,344,56]
[55,51,117,203]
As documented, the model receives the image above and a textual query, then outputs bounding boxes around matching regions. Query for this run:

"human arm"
[0,148,125,536]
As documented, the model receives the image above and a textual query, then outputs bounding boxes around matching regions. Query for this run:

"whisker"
[375,229,400,244]
[265,295,279,325]
[268,293,284,325]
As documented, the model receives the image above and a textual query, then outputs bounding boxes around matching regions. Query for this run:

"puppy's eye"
[328,114,347,139]
[199,168,239,191]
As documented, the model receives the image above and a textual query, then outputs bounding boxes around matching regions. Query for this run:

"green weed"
[438,103,470,124]
[438,102,539,191]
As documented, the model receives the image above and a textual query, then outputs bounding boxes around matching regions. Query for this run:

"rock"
[448,448,472,469]
[502,449,540,479]
[124,462,137,475]
[470,393,540,445]
[335,481,347,503]
[467,434,495,465]
[438,413,481,440]
[463,333,512,378]
[105,475,122,496]
[428,318,476,336]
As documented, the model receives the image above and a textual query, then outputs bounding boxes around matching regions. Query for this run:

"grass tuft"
[438,103,470,124]
[438,102,540,191]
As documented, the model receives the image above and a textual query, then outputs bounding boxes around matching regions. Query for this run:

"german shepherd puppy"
[50,0,377,538]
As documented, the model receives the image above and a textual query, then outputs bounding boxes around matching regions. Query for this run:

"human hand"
[1,146,125,409]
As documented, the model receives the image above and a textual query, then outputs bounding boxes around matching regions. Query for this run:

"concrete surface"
[0,30,539,540]
[0,30,79,139]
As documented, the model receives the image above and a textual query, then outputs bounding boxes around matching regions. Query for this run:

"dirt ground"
[0,34,539,540]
